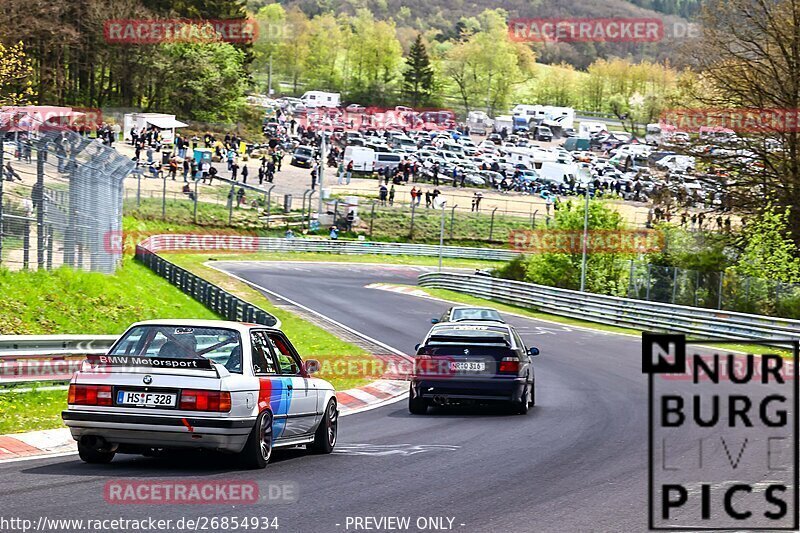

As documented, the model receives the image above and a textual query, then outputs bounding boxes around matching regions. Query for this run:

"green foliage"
[730,206,800,283]
[160,40,247,122]
[403,34,435,107]
[0,258,218,335]
[506,200,631,295]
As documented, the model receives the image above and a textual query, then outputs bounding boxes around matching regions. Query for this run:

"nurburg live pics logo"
[642,332,799,530]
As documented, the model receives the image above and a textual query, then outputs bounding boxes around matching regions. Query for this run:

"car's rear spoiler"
[428,335,510,345]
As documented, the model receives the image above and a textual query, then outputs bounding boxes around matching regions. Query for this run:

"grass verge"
[0,389,68,434]
[164,253,374,391]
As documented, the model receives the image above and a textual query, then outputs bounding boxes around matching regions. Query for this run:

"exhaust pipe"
[80,435,117,452]
[432,395,448,406]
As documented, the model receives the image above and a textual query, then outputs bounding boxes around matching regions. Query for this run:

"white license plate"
[116,391,176,407]
[450,361,485,371]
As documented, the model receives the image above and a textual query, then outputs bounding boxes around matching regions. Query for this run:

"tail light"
[68,384,112,406]
[499,357,520,373]
[179,390,232,412]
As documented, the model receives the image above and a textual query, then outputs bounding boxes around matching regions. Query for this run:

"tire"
[515,386,531,415]
[408,387,428,415]
[78,442,115,464]
[240,410,273,469]
[310,399,338,454]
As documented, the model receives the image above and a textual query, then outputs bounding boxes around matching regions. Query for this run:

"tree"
[731,205,800,283]
[680,0,800,245]
[0,41,36,105]
[252,4,286,95]
[403,34,435,107]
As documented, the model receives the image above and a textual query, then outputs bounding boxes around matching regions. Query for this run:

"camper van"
[511,105,575,132]
[494,115,514,133]
[467,111,494,135]
[299,91,341,108]
[579,121,608,137]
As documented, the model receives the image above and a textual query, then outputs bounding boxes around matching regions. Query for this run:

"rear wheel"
[310,399,338,454]
[240,410,273,469]
[78,442,115,464]
[408,388,428,415]
[515,386,532,415]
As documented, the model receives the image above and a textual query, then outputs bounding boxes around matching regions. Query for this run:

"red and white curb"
[0,379,408,464]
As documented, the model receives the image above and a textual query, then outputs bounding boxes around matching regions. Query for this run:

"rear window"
[451,308,502,322]
[428,325,511,345]
[109,326,243,373]
[295,147,312,157]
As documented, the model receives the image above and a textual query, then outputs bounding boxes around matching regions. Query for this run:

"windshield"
[109,325,243,373]
[451,308,503,322]
[295,147,313,156]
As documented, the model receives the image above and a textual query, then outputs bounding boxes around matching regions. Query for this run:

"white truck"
[343,146,375,172]
[299,91,341,108]
[494,115,515,133]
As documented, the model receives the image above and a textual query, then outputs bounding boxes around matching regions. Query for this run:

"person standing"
[425,189,432,208]
[388,184,395,206]
[379,184,388,206]
[410,186,417,206]
[346,160,353,184]
[241,164,249,184]
[432,162,439,186]
[231,159,239,181]
[311,165,318,190]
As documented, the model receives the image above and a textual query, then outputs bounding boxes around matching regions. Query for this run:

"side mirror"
[304,359,321,375]
[414,343,421,352]
[528,347,540,357]
[431,318,439,324]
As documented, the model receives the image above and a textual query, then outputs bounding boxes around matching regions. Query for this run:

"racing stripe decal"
[257,377,291,439]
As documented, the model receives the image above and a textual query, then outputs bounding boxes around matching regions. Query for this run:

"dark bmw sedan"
[409,322,539,415]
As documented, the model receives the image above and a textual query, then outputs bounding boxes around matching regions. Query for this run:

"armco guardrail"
[138,234,518,261]
[135,239,280,328]
[418,272,800,342]
[0,335,118,385]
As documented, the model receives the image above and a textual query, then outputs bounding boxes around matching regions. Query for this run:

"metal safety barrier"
[135,239,281,328]
[418,272,800,342]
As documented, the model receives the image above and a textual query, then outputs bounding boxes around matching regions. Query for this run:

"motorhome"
[494,115,514,133]
[511,105,575,131]
[467,111,494,135]
[299,91,341,108]
[579,121,608,137]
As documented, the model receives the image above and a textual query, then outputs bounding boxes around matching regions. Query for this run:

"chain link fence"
[1,111,135,273]
[628,261,800,319]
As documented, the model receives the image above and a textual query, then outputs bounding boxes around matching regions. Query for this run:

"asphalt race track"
[1,262,790,532]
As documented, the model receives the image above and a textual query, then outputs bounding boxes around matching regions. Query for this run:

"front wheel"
[240,410,273,469]
[310,399,338,454]
[78,442,115,464]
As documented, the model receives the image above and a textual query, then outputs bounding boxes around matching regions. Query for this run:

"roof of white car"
[131,319,276,332]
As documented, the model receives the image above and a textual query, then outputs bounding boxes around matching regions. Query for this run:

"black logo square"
[642,333,686,374]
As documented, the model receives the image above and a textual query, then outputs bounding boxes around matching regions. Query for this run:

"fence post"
[449,205,457,240]
[23,219,30,270]
[193,179,199,224]
[409,201,416,239]
[0,136,3,266]
[531,209,537,229]
[36,141,45,269]
[161,170,167,220]
[228,182,235,225]
[46,225,53,270]
[369,201,376,238]
[266,185,275,228]
[489,207,498,241]
[307,190,316,229]
[671,267,678,304]
[137,171,141,207]
[717,272,724,309]
[627,260,635,298]
[645,263,652,301]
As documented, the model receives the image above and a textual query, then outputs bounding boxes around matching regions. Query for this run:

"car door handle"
[287,385,293,390]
